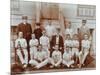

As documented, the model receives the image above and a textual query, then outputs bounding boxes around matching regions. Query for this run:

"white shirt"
[29,39,38,47]
[72,40,79,48]
[15,38,27,48]
[56,36,59,44]
[64,40,72,47]
[40,36,49,46]
[34,50,48,61]
[52,50,62,62]
[82,40,91,49]
[45,25,56,37]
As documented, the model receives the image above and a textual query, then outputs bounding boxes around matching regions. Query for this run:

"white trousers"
[49,58,62,67]
[29,58,49,69]
[16,49,28,64]
[62,60,74,67]
[72,48,79,57]
[79,49,89,64]
[30,47,37,60]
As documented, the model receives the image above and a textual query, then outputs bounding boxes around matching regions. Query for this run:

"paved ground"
[11,55,96,75]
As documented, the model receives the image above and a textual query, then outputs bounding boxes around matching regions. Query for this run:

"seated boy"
[29,44,50,69]
[49,45,62,68]
[62,46,74,68]
[15,32,28,68]
[29,33,38,60]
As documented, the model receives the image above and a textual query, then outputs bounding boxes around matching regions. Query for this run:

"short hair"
[68,21,71,24]
[36,23,41,26]
[22,16,28,20]
[56,28,61,32]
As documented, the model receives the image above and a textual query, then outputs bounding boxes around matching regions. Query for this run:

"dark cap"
[82,19,87,23]
[22,16,28,20]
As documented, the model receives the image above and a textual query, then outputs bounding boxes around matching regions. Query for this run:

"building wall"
[11,1,96,55]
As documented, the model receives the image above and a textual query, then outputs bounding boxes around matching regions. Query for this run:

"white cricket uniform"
[50,50,62,67]
[45,25,56,38]
[65,28,73,37]
[64,40,72,48]
[29,50,50,69]
[72,40,79,57]
[29,39,38,60]
[40,36,50,49]
[62,50,74,67]
[79,40,91,64]
[15,38,28,64]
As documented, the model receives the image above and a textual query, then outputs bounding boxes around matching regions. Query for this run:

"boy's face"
[66,35,70,39]
[65,47,70,52]
[22,19,27,23]
[66,47,69,50]
[38,45,42,51]
[19,32,23,38]
[73,35,78,40]
[56,30,60,36]
[42,31,46,36]
[32,34,35,39]
[67,22,71,28]
[84,35,88,40]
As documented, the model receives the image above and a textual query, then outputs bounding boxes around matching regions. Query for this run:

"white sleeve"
[81,40,84,47]
[36,39,39,46]
[76,41,79,47]
[15,40,18,48]
[24,39,27,48]
[29,40,32,47]
[39,37,42,44]
[87,41,91,48]
[64,41,66,46]
[63,53,65,59]
[59,52,62,59]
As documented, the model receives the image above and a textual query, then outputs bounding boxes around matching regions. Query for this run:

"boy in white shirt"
[29,33,38,60]
[79,34,91,67]
[15,32,28,68]
[45,20,56,38]
[39,30,50,50]
[64,34,72,48]
[62,46,74,68]
[50,45,62,68]
[72,34,80,65]
[65,21,73,38]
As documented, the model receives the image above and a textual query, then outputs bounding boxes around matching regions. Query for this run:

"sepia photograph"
[10,0,96,74]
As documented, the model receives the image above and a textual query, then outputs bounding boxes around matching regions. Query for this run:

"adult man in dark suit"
[50,28,64,54]
[17,16,32,45]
